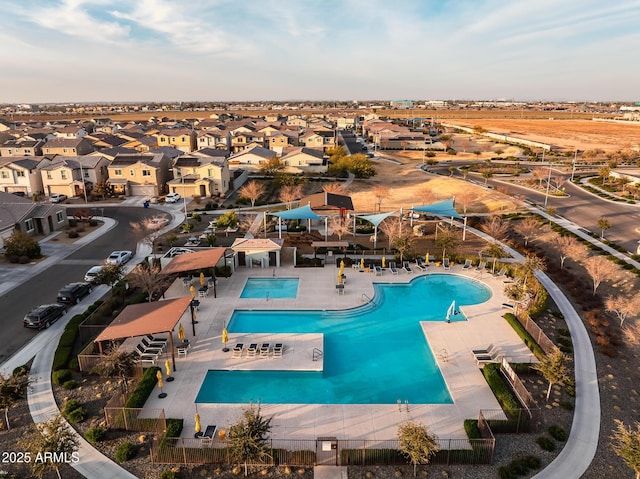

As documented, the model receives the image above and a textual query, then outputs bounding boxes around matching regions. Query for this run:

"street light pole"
[544,162,552,209]
[571,149,577,182]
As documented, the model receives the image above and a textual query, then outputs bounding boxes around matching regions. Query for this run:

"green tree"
[259,157,286,176]
[393,230,415,264]
[434,224,458,262]
[597,216,611,240]
[216,210,238,228]
[397,421,440,477]
[481,170,493,185]
[611,419,640,479]
[598,165,611,185]
[3,230,41,259]
[534,349,570,401]
[19,414,80,479]
[482,241,506,273]
[227,404,273,477]
[95,263,125,293]
[0,367,30,429]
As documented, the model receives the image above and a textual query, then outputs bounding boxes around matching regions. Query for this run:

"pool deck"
[142,262,536,442]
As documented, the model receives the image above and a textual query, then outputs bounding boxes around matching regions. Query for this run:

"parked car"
[84,265,104,283]
[165,193,181,203]
[57,282,92,304]
[23,304,66,329]
[106,250,132,265]
[49,193,68,203]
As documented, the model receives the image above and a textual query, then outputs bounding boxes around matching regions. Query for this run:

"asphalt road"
[428,162,640,253]
[0,206,165,364]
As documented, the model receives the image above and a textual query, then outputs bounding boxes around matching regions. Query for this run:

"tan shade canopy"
[94,296,193,343]
[161,248,226,275]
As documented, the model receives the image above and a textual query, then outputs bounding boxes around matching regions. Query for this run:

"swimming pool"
[240,277,299,299]
[197,274,491,405]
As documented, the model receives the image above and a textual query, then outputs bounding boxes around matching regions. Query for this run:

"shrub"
[52,347,73,371]
[165,418,184,438]
[62,380,78,390]
[68,230,79,238]
[69,358,79,371]
[548,425,567,441]
[482,363,521,414]
[125,367,160,408]
[160,471,178,479]
[536,436,555,452]
[498,466,515,479]
[63,399,83,415]
[12,364,30,376]
[464,419,481,439]
[115,442,137,462]
[3,230,41,259]
[66,407,87,424]
[560,400,574,411]
[52,369,72,385]
[85,426,107,444]
[89,219,98,227]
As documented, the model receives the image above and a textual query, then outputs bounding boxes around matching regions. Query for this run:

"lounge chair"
[133,349,156,365]
[273,343,283,357]
[247,343,258,357]
[502,303,515,310]
[462,259,472,270]
[141,337,165,352]
[476,261,486,272]
[136,343,160,358]
[389,262,398,275]
[416,258,428,270]
[260,343,271,357]
[403,261,413,273]
[443,258,450,270]
[146,334,168,344]
[474,354,500,366]
[204,425,216,438]
[472,343,497,356]
[374,265,382,276]
[232,343,244,358]
[472,344,504,362]
[494,268,507,278]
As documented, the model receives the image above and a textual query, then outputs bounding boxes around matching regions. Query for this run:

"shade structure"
[357,211,397,227]
[271,204,321,220]
[161,248,226,276]
[195,413,201,434]
[200,272,205,286]
[156,370,163,389]
[412,198,462,219]
[178,323,185,340]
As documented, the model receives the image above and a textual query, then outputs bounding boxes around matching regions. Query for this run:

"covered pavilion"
[161,248,227,297]
[94,296,193,372]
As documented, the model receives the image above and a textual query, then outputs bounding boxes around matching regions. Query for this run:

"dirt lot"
[448,118,640,152]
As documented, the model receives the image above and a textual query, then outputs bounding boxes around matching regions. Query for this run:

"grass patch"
[503,313,545,360]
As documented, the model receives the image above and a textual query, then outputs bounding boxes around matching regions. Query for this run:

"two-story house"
[42,138,94,156]
[197,130,227,150]
[0,157,50,196]
[53,125,88,139]
[0,138,44,157]
[168,152,231,199]
[106,153,171,197]
[0,191,68,243]
[40,156,109,198]
[154,129,196,153]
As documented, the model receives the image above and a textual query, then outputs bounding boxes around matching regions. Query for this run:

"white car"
[165,193,181,203]
[84,265,104,283]
[49,193,68,203]
[106,250,132,265]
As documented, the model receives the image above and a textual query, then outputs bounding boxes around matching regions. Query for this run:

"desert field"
[447,118,640,152]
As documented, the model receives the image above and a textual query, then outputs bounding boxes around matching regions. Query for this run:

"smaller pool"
[240,278,299,299]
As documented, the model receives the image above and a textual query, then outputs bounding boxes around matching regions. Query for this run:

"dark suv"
[23,304,66,329]
[57,282,92,304]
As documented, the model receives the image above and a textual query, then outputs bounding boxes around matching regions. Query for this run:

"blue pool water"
[240,278,299,299]
[197,274,491,405]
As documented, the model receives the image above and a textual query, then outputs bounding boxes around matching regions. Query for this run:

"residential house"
[197,130,227,150]
[40,156,109,198]
[168,152,231,198]
[0,138,44,157]
[286,117,308,128]
[83,133,128,150]
[88,146,139,162]
[107,153,171,197]
[228,145,276,171]
[53,125,88,139]
[299,191,354,215]
[280,147,327,173]
[42,138,94,156]
[0,157,50,196]
[230,132,266,153]
[0,191,68,243]
[265,131,290,152]
[154,129,196,153]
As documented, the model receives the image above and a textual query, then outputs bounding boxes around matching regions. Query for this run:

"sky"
[1,0,639,103]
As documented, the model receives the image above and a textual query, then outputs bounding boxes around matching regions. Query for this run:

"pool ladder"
[312,348,323,362]
[361,293,372,303]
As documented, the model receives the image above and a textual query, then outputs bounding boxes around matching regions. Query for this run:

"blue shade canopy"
[272,204,322,220]
[358,211,397,227]
[412,198,462,219]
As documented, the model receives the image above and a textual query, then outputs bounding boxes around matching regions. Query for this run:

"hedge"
[125,366,161,408]
[503,313,545,360]
[464,419,481,439]
[481,363,521,415]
